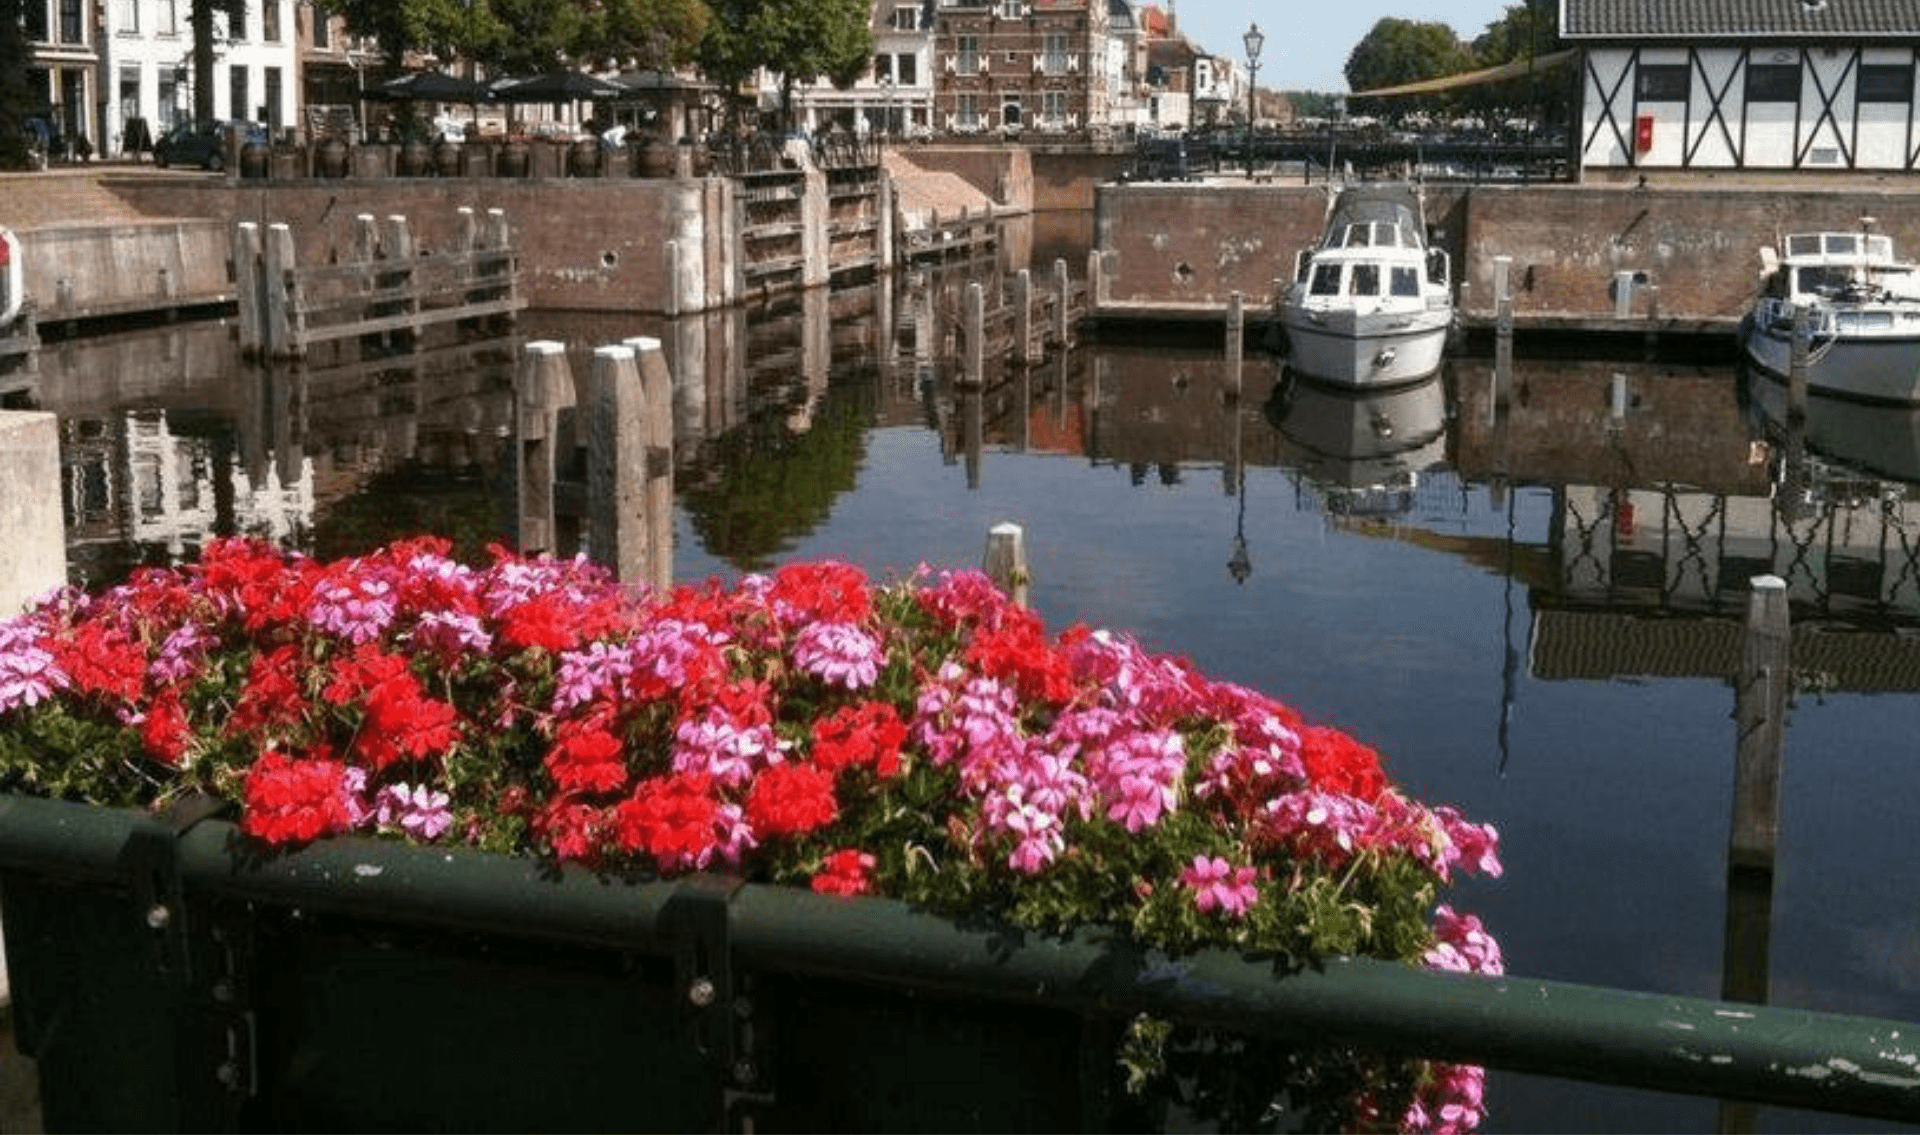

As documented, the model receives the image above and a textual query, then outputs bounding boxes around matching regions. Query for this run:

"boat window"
[1868,235,1895,260]
[1838,311,1894,330]
[1344,224,1370,247]
[1825,234,1859,257]
[1795,265,1852,296]
[1390,266,1420,296]
[1349,263,1381,296]
[1785,234,1823,257]
[1310,263,1342,295]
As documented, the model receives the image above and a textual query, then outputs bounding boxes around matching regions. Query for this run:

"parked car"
[153,120,266,171]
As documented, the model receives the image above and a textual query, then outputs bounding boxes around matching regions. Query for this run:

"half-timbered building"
[1566,0,1920,173]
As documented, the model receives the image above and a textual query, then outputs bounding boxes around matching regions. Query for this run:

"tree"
[189,2,249,122]
[1472,1,1561,67]
[698,0,872,131]
[326,0,709,75]
[1343,18,1473,95]
[0,0,33,168]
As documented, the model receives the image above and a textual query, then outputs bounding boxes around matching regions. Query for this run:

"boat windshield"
[1336,220,1415,249]
[1391,266,1420,296]
[1309,263,1342,296]
[1794,265,1855,297]
[1350,264,1381,296]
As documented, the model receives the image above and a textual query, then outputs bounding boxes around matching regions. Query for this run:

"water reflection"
[8,265,1920,1132]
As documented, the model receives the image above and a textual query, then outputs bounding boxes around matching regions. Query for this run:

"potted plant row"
[0,536,1503,1132]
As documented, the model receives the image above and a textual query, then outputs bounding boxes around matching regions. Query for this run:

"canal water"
[7,257,1920,1134]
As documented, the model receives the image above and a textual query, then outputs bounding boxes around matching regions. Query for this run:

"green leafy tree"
[698,0,872,131]
[1343,18,1473,95]
[190,2,247,122]
[1472,1,1560,67]
[326,0,708,74]
[0,0,33,168]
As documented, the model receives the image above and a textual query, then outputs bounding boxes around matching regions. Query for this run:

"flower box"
[0,539,1504,1132]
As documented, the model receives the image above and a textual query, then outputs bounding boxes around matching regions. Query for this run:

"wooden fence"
[235,208,524,360]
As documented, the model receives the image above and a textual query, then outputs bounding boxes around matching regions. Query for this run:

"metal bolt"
[145,904,171,930]
[215,1062,240,1088]
[688,977,716,1007]
[211,979,235,1004]
[732,1058,756,1086]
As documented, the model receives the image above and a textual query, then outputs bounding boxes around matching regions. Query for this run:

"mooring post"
[381,215,418,346]
[961,281,984,388]
[585,345,647,586]
[1087,248,1105,308]
[1612,269,1635,320]
[623,336,677,593]
[1788,304,1811,426]
[1053,257,1071,347]
[665,239,682,320]
[233,221,262,356]
[263,223,298,358]
[983,522,1029,608]
[1012,268,1033,364]
[1731,574,1790,870]
[1226,291,1245,397]
[0,411,66,617]
[516,341,574,556]
[1493,255,1514,408]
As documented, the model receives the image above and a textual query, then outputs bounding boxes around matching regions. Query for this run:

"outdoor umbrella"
[490,71,626,103]
[367,71,493,103]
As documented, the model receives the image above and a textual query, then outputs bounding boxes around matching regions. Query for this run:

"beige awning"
[1348,48,1579,98]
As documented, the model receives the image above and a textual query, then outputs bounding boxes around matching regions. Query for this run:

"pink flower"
[791,621,883,690]
[1180,855,1260,918]
[1425,904,1504,976]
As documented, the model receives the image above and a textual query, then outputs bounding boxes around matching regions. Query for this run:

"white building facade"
[1566,0,1920,173]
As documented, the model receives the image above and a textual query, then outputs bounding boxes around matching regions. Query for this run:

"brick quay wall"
[1089,174,1920,335]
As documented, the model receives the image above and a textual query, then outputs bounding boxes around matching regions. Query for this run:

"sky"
[1165,0,1519,93]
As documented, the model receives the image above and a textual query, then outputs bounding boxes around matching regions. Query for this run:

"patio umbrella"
[368,71,493,103]
[490,71,626,103]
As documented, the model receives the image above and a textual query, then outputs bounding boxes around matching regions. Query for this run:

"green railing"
[1,793,1915,1129]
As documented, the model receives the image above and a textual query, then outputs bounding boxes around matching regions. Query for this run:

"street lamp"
[1243,22,1263,179]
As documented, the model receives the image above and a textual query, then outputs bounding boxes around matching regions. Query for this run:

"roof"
[1563,0,1920,40]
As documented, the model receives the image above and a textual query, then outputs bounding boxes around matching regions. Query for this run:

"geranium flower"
[1180,854,1261,918]
[811,848,877,895]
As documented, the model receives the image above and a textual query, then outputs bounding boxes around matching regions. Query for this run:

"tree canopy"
[1472,1,1562,67]
[327,0,710,76]
[697,0,872,129]
[1344,18,1475,95]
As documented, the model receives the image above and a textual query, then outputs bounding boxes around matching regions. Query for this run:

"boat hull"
[1279,305,1450,389]
[1741,318,1920,405]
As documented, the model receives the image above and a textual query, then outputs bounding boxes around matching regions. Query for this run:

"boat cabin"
[1763,232,1920,303]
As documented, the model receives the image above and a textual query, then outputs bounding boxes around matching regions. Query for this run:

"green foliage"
[1344,18,1475,96]
[327,0,709,75]
[0,0,32,170]
[1472,1,1561,67]
[698,0,873,128]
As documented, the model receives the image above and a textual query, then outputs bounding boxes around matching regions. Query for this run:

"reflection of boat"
[1277,183,1451,388]
[1744,362,1920,485]
[1265,370,1448,510]
[1739,228,1920,404]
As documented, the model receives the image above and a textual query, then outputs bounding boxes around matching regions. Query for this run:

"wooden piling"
[623,336,677,593]
[1227,291,1244,397]
[263,224,297,358]
[516,340,574,556]
[983,522,1029,607]
[1013,269,1033,364]
[1493,256,1513,407]
[233,222,262,356]
[1788,304,1810,426]
[1053,258,1071,348]
[960,281,984,388]
[1731,574,1790,870]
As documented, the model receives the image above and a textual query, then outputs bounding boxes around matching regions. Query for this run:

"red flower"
[611,773,721,870]
[963,610,1075,705]
[1298,726,1388,801]
[811,848,877,896]
[498,593,580,654]
[139,688,191,766]
[533,795,608,863]
[810,702,906,779]
[240,750,356,845]
[770,562,872,626]
[51,619,147,705]
[545,715,630,795]
[325,645,459,771]
[745,761,838,839]
[228,645,309,738]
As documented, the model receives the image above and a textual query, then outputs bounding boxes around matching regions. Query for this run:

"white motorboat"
[1278,183,1452,388]
[1741,227,1920,404]
[1265,368,1448,515]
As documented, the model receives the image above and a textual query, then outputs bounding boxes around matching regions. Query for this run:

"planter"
[314,138,349,179]
[567,139,602,178]
[396,140,432,177]
[432,139,462,177]
[238,141,270,180]
[634,136,675,178]
[0,795,1151,1132]
[496,140,529,178]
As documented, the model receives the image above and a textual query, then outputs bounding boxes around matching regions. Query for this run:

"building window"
[230,65,249,122]
[1042,89,1066,125]
[264,66,282,131]
[1636,64,1689,102]
[958,34,979,75]
[957,92,980,130]
[1000,0,1024,17]
[161,0,178,35]
[158,69,179,129]
[263,0,281,42]
[313,4,330,48]
[25,2,47,41]
[118,0,139,32]
[1745,63,1800,102]
[1043,32,1068,74]
[1002,96,1022,129]
[59,0,84,42]
[1858,63,1914,103]
[890,6,918,31]
[898,54,917,85]
[119,65,140,121]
